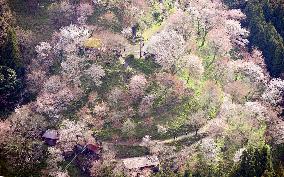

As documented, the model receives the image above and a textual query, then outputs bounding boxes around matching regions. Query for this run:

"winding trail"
[154,132,196,144]
[104,132,198,147]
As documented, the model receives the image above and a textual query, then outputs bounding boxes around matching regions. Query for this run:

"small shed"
[86,144,101,153]
[122,155,159,170]
[75,143,102,156]
[42,129,59,146]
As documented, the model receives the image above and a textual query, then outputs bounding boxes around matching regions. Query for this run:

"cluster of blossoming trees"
[0,0,284,176]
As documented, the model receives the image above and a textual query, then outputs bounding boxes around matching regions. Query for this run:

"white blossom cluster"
[46,147,65,177]
[43,76,64,94]
[36,75,82,117]
[225,19,249,47]
[108,87,124,105]
[139,94,156,116]
[245,102,267,120]
[121,27,132,39]
[144,29,186,69]
[93,102,109,117]
[35,42,52,58]
[36,86,82,117]
[233,148,246,163]
[187,0,248,49]
[227,9,246,20]
[76,3,94,24]
[262,78,284,105]
[234,60,268,83]
[55,24,90,54]
[57,120,89,152]
[207,27,232,55]
[129,74,148,99]
[85,64,106,86]
[180,54,204,79]
[200,137,221,163]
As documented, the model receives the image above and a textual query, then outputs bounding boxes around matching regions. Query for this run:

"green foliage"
[87,4,124,32]
[114,145,150,158]
[0,0,14,44]
[95,124,122,141]
[230,144,275,177]
[127,55,160,75]
[166,134,204,150]
[0,0,24,117]
[142,22,164,41]
[0,65,18,91]
[0,66,21,115]
[9,0,54,40]
[0,140,48,177]
[0,28,22,70]
[225,0,284,77]
[59,160,89,177]
[49,57,62,75]
[63,95,89,120]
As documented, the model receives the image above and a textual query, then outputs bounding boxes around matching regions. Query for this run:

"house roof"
[42,129,59,140]
[122,155,159,169]
[86,144,101,152]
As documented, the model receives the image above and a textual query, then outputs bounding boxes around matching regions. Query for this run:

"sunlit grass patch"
[83,37,102,48]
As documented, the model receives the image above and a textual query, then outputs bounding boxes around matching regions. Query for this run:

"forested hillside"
[0,0,284,177]
[225,0,284,77]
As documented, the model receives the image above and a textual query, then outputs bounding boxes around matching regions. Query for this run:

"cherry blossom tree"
[93,102,109,117]
[90,160,103,177]
[166,9,195,40]
[206,27,232,58]
[35,76,82,118]
[144,29,186,69]
[225,19,249,47]
[108,87,124,105]
[186,0,248,52]
[0,120,10,144]
[122,118,136,136]
[233,60,268,84]
[36,42,52,58]
[57,120,89,152]
[76,3,94,24]
[187,111,207,135]
[84,64,106,86]
[0,106,47,176]
[138,94,156,117]
[9,105,48,139]
[48,1,76,29]
[218,99,266,147]
[53,24,90,54]
[45,147,65,177]
[129,74,148,99]
[262,78,284,105]
[199,137,221,164]
[179,54,204,80]
[243,48,267,71]
[224,81,252,103]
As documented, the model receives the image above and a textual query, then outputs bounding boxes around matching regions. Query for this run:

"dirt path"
[122,43,141,59]
[153,132,196,144]
[103,132,197,147]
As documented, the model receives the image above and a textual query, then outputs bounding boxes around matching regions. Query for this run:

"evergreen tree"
[0,28,22,71]
[244,0,284,77]
[0,0,24,117]
[0,65,22,116]
[224,0,284,77]
[231,145,275,177]
[0,0,13,45]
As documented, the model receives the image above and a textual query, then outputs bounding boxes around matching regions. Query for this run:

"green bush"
[230,144,275,177]
[115,145,150,158]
